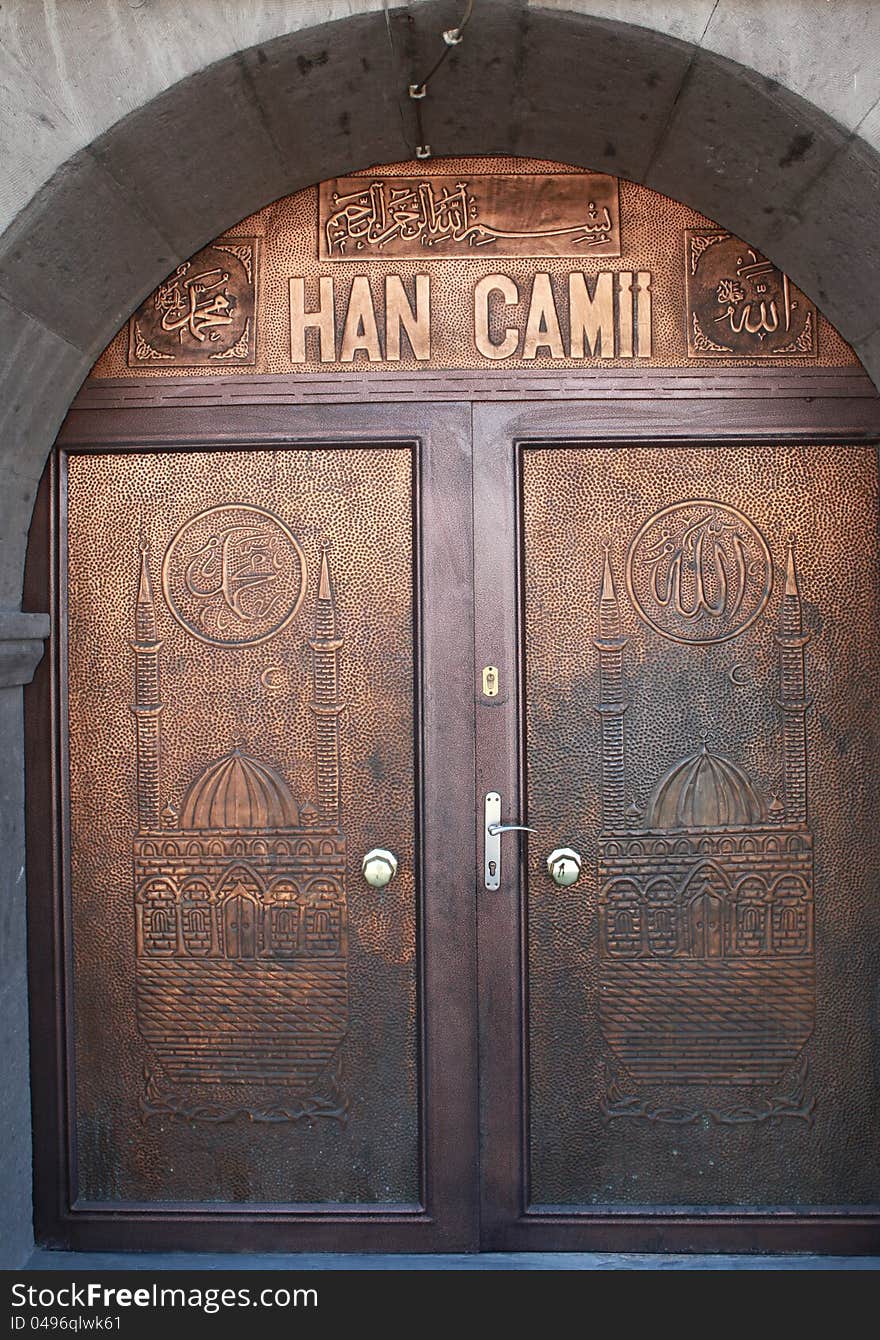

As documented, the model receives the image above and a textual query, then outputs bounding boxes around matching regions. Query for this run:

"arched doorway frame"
[6,5,880,1263]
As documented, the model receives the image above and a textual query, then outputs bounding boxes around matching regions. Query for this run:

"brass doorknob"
[546,847,582,887]
[362,848,398,889]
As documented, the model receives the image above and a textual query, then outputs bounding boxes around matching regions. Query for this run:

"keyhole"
[488,860,497,877]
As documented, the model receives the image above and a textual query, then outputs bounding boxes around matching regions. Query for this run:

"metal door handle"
[362,848,398,889]
[484,793,532,889]
[546,847,583,887]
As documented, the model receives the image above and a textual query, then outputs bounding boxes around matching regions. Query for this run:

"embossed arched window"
[602,879,642,957]
[644,877,678,956]
[138,879,178,956]
[266,881,301,957]
[771,875,812,954]
[180,881,214,955]
[735,876,769,955]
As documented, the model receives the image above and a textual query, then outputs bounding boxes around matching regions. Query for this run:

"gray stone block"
[0,45,84,238]
[529,1,719,48]
[763,136,880,343]
[0,611,50,689]
[647,50,848,244]
[0,295,88,485]
[397,0,526,159]
[0,466,44,608]
[0,150,180,356]
[855,93,880,158]
[239,10,409,189]
[702,0,880,135]
[0,686,32,1267]
[514,8,693,180]
[89,57,289,261]
[0,968,33,1267]
[0,690,26,981]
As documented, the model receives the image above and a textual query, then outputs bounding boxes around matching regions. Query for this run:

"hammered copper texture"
[66,447,418,1204]
[89,157,856,380]
[521,444,880,1206]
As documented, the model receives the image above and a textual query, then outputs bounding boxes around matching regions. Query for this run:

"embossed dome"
[646,742,765,829]
[179,749,299,830]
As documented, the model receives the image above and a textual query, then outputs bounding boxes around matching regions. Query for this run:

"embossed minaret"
[594,543,628,827]
[131,539,162,831]
[776,538,810,826]
[310,543,344,829]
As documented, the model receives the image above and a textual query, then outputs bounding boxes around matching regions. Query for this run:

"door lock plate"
[484,791,501,889]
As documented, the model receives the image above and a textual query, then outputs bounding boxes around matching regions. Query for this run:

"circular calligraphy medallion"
[625,500,772,645]
[161,505,306,646]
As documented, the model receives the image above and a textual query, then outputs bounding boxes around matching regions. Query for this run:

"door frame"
[25,400,480,1253]
[473,396,880,1254]
[26,372,880,1255]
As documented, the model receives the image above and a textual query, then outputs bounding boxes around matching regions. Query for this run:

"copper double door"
[32,399,880,1252]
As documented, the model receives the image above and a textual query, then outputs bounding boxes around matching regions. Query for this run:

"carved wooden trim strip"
[71,366,879,413]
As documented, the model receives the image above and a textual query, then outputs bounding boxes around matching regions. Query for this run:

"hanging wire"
[410,0,475,97]
[383,0,477,159]
[382,0,416,148]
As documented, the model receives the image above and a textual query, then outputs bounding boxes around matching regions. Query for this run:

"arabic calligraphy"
[626,500,772,645]
[712,250,794,341]
[685,231,816,360]
[162,505,306,646]
[128,240,258,367]
[319,173,620,261]
[157,265,234,343]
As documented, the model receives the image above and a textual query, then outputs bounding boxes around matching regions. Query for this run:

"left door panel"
[27,404,477,1251]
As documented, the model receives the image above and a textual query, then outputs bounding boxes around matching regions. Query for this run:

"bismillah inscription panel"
[318,173,620,260]
[522,443,880,1207]
[65,446,418,1204]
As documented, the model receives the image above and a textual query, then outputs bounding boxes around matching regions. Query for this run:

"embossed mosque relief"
[595,506,815,1125]
[132,531,348,1123]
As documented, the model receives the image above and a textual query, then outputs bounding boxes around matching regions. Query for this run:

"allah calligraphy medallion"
[625,500,772,645]
[685,231,817,359]
[127,239,258,367]
[161,504,306,646]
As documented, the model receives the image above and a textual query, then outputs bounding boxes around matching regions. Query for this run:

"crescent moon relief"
[260,665,289,694]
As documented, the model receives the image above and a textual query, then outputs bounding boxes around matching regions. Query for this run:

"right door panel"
[520,441,880,1213]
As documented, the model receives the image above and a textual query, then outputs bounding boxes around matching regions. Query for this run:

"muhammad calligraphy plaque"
[161,504,306,646]
[318,174,620,261]
[685,230,816,359]
[128,239,258,367]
